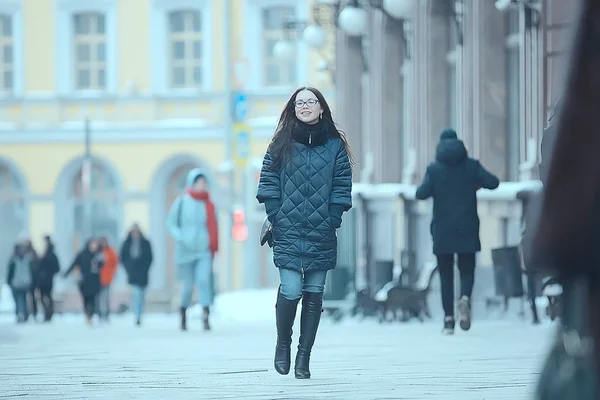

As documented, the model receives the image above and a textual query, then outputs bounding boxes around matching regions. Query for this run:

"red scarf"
[186,188,219,256]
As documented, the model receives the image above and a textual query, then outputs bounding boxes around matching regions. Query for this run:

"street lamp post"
[82,118,92,244]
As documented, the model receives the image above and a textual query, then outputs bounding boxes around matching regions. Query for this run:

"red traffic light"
[233,209,245,225]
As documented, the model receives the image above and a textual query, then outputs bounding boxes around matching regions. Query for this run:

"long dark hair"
[267,87,355,170]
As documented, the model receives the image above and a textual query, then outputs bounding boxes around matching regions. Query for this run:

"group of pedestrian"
[6,235,60,323]
[5,225,154,328]
[63,227,153,327]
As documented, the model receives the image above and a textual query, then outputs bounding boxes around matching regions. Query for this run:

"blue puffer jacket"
[256,121,353,273]
[166,168,211,267]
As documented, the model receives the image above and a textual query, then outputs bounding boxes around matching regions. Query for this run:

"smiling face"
[294,89,323,124]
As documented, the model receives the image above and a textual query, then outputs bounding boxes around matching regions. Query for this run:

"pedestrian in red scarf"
[167,168,218,331]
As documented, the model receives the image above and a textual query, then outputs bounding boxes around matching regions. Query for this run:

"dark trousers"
[11,286,18,316]
[28,287,38,317]
[39,286,54,321]
[436,253,476,318]
[82,294,97,318]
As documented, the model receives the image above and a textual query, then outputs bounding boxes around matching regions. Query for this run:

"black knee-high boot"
[274,287,300,375]
[180,307,187,331]
[294,292,323,379]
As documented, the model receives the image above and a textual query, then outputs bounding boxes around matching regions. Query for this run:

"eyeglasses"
[294,99,319,108]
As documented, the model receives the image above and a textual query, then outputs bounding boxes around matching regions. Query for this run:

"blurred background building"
[327,0,573,292]
[0,0,575,311]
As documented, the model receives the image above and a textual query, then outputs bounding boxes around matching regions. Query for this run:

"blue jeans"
[131,285,146,320]
[180,256,214,308]
[279,269,328,301]
[13,288,28,321]
[97,286,110,319]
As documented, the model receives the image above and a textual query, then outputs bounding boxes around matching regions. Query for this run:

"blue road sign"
[232,91,248,122]
[233,122,251,166]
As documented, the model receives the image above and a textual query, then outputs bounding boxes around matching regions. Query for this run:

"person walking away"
[121,224,153,326]
[415,128,499,335]
[6,239,35,323]
[167,169,218,332]
[36,235,60,322]
[63,239,103,326]
[98,236,119,322]
[256,87,353,379]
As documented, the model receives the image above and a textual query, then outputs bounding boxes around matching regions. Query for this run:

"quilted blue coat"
[256,132,352,273]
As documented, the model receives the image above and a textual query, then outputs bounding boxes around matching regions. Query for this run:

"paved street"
[0,310,552,400]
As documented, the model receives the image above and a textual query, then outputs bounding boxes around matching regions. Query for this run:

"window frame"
[243,0,308,94]
[149,0,213,96]
[0,2,23,98]
[167,9,203,89]
[72,12,108,91]
[55,0,117,97]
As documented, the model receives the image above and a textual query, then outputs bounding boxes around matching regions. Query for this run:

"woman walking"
[121,224,153,326]
[256,87,353,379]
[167,169,218,332]
[36,236,60,322]
[24,239,40,321]
[97,236,119,322]
[63,239,103,326]
[6,239,35,323]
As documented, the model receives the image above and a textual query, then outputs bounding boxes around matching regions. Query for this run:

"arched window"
[0,163,26,281]
[69,161,119,255]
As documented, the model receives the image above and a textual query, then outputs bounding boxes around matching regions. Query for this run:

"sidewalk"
[0,312,552,400]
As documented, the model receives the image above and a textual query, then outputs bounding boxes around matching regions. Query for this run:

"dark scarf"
[291,118,329,146]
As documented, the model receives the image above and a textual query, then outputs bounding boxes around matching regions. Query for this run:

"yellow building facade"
[0,0,336,310]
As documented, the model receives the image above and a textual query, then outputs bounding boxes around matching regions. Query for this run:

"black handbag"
[536,277,599,399]
[260,216,273,248]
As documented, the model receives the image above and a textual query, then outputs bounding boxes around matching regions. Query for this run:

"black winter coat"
[35,247,60,289]
[120,236,153,287]
[64,248,103,297]
[256,121,353,273]
[416,137,500,255]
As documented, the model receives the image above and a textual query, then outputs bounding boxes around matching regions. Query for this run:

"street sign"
[233,122,251,167]
[232,91,248,122]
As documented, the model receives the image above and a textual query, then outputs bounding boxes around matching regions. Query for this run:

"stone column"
[454,1,475,157]
[411,2,451,179]
[470,0,508,178]
[366,9,405,183]
[404,3,453,272]
[335,29,364,181]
